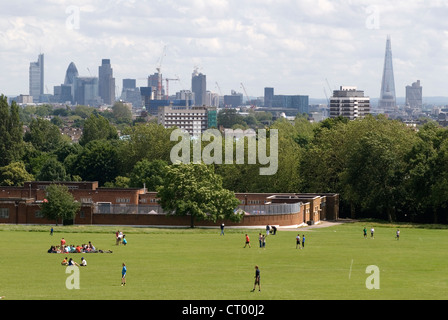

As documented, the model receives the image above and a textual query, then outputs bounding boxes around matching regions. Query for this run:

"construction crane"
[165,76,180,99]
[323,87,330,106]
[240,82,255,109]
[215,82,222,96]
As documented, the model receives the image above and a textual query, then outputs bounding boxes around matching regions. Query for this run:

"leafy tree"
[121,123,175,172]
[79,113,118,146]
[73,140,122,186]
[36,157,70,181]
[40,184,81,225]
[217,108,246,128]
[112,101,132,125]
[157,163,242,227]
[129,159,168,191]
[0,95,24,166]
[0,161,34,186]
[24,117,64,152]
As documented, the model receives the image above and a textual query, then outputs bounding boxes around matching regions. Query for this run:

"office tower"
[330,86,370,120]
[192,68,206,106]
[405,80,422,109]
[29,54,44,103]
[122,79,136,91]
[378,36,396,112]
[148,72,163,100]
[64,62,79,86]
[264,87,274,107]
[263,87,309,116]
[121,79,141,109]
[98,59,115,105]
[224,90,243,108]
[74,77,100,106]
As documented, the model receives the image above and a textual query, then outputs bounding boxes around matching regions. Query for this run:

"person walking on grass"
[244,234,251,248]
[121,263,127,286]
[251,265,261,292]
[396,229,400,240]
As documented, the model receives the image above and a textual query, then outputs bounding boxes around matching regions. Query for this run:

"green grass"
[1,222,448,300]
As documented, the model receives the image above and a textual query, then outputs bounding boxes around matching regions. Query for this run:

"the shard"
[378,36,396,112]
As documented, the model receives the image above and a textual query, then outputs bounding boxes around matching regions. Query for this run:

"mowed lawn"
[1,222,448,300]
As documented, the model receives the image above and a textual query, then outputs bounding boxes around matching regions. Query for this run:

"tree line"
[1,94,448,223]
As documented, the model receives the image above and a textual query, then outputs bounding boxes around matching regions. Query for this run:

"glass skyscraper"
[378,36,396,112]
[29,54,44,103]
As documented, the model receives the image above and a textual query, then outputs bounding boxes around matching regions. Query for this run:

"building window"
[116,198,130,203]
[35,210,44,218]
[0,208,9,218]
[80,198,93,204]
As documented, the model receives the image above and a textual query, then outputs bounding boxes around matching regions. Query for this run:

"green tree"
[121,123,175,172]
[24,117,64,152]
[79,113,118,146]
[36,157,70,182]
[112,101,132,125]
[40,184,81,225]
[157,163,242,227]
[0,161,34,186]
[129,159,168,191]
[73,140,122,186]
[0,95,24,166]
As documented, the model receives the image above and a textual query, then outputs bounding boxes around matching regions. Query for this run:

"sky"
[1,0,448,100]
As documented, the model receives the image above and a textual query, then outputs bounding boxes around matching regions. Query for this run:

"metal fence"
[93,202,301,216]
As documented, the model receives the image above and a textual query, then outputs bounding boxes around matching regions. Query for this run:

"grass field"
[1,221,448,300]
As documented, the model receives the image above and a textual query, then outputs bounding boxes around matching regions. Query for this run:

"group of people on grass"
[115,230,127,246]
[363,226,401,240]
[48,238,97,254]
[61,256,87,267]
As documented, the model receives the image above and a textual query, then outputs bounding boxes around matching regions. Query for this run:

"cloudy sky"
[1,0,448,100]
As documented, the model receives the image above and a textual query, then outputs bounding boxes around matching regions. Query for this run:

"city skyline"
[2,1,448,100]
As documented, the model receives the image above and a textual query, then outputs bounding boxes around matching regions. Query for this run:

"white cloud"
[1,0,448,99]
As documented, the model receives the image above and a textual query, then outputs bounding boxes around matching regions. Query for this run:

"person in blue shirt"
[121,263,127,286]
[302,235,305,248]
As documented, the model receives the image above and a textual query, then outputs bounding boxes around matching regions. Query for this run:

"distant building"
[378,36,397,112]
[192,69,206,106]
[262,87,309,116]
[264,87,274,108]
[74,77,100,106]
[120,79,142,109]
[158,105,217,136]
[224,90,243,108]
[16,94,34,104]
[98,59,115,105]
[148,72,164,100]
[29,54,44,103]
[330,86,370,120]
[405,80,422,109]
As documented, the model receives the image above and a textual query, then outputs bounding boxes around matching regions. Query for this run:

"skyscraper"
[378,36,396,112]
[405,80,422,109]
[98,59,115,105]
[29,54,44,103]
[192,68,206,106]
[64,62,79,86]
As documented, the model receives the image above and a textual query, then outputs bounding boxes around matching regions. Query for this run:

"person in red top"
[244,234,251,248]
[60,238,66,252]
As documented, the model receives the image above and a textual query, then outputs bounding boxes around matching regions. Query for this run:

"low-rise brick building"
[0,181,339,227]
